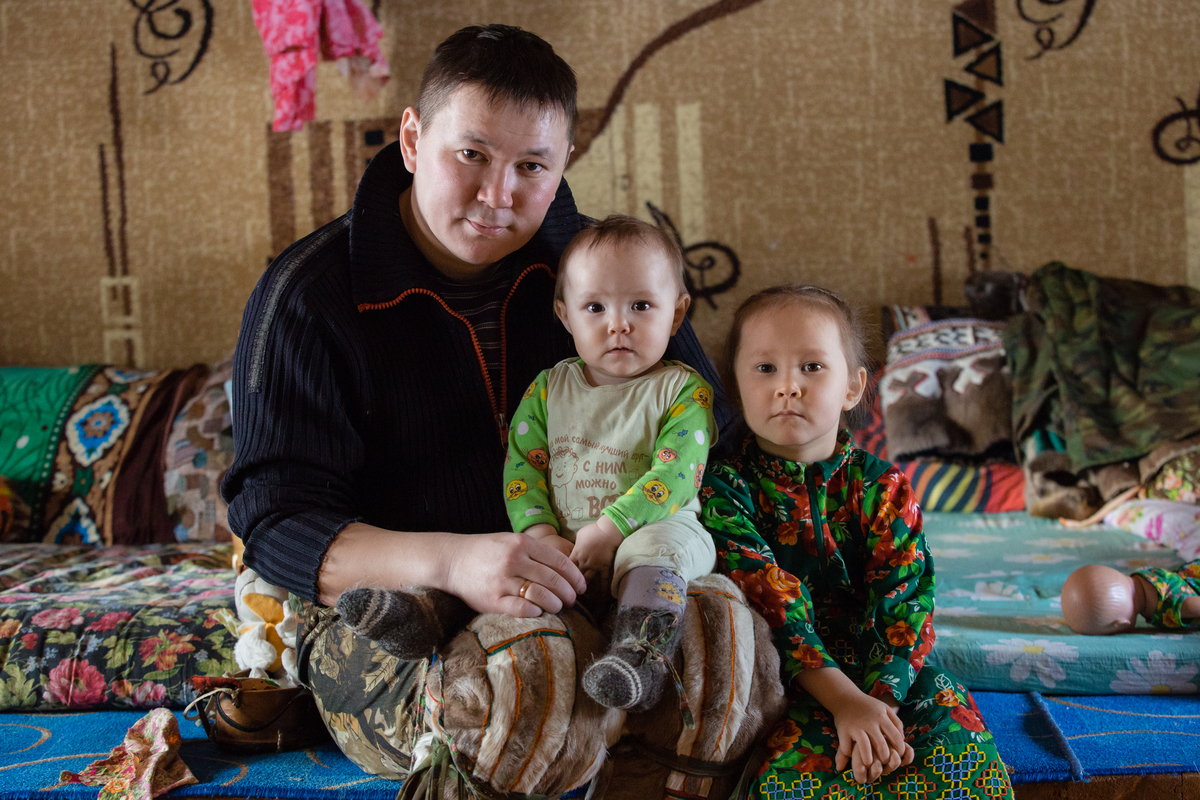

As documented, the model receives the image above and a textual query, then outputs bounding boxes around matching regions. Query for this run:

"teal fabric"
[0,366,100,532]
[924,512,1196,694]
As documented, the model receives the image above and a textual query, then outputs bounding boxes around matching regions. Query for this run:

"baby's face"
[555,240,688,386]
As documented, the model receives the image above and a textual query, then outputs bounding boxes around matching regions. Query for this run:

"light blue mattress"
[923,511,1197,695]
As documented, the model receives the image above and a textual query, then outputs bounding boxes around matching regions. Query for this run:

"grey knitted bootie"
[336,586,473,660]
[582,606,682,712]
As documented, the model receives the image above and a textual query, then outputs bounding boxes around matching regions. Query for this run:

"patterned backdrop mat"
[0,709,403,799]
[976,691,1200,783]
[923,511,1198,695]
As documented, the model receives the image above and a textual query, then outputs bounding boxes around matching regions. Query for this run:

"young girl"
[700,285,1011,796]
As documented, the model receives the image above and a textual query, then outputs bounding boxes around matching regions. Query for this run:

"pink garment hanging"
[252,0,390,132]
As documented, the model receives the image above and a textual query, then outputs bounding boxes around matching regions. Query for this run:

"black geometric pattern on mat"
[646,202,740,316]
[1152,87,1200,166]
[945,79,986,122]
[965,44,1003,87]
[1017,0,1097,60]
[571,0,769,164]
[952,12,994,57]
[131,0,214,94]
[966,101,1005,144]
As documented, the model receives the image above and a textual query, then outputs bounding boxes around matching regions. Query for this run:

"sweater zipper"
[497,263,555,442]
[358,287,505,445]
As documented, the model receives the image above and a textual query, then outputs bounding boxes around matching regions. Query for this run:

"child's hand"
[522,523,573,557]
[832,692,909,785]
[570,516,624,584]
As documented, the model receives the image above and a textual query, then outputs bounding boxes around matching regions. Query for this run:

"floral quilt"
[0,543,237,711]
[924,512,1197,695]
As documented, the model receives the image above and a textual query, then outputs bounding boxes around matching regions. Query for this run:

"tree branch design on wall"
[646,203,740,318]
[130,0,214,94]
[570,0,768,165]
[1016,0,1098,59]
[1152,86,1200,166]
[97,43,144,367]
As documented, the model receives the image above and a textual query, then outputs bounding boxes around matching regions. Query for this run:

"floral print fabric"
[0,543,237,710]
[59,707,197,800]
[700,433,936,702]
[700,433,1009,797]
[1133,560,1200,629]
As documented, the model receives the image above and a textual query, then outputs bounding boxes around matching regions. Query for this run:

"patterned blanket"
[0,543,236,711]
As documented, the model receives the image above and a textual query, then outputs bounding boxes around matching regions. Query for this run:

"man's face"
[554,240,689,387]
[399,84,572,280]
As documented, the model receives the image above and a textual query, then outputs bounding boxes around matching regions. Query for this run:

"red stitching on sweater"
[499,263,555,412]
[357,287,500,439]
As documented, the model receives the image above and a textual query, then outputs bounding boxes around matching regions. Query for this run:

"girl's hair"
[721,284,873,416]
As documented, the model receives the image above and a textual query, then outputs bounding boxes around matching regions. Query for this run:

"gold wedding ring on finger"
[519,579,533,599]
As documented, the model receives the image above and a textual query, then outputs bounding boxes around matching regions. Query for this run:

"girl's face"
[733,304,866,463]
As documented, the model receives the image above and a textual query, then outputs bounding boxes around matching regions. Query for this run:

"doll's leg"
[335,586,474,660]
[583,506,716,711]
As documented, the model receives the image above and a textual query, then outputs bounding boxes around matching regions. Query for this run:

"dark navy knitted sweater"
[221,142,731,602]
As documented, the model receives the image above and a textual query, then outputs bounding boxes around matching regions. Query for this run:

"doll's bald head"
[1060,565,1138,635]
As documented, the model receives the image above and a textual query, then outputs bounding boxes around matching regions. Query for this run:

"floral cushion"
[0,542,237,710]
[1142,450,1200,505]
[0,365,208,546]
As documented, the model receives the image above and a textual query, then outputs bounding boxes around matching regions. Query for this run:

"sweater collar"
[742,430,854,485]
[348,141,583,308]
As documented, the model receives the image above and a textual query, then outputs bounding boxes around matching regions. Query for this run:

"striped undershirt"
[426,260,515,402]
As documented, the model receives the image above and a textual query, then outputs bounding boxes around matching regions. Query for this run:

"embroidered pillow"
[880,317,1013,461]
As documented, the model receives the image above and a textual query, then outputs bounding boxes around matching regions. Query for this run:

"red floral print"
[44,659,107,707]
[32,607,83,629]
[138,631,198,671]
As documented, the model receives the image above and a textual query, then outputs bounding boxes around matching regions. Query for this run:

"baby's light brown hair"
[555,215,688,303]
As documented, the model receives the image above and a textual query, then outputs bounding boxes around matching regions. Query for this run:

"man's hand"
[569,515,624,585]
[833,691,910,785]
[440,531,587,618]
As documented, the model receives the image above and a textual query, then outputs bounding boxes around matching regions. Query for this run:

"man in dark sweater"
[222,24,731,779]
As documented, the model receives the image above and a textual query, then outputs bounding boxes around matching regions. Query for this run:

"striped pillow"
[854,375,1025,513]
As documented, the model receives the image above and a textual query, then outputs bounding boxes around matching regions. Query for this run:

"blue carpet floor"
[2,693,1198,797]
[975,691,1200,783]
[0,709,401,799]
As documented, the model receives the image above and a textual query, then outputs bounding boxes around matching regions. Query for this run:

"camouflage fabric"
[1004,262,1200,474]
[293,597,427,782]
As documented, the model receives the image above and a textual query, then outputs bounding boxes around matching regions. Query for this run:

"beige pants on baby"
[608,497,716,595]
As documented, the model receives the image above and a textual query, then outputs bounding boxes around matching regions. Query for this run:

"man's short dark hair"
[417,24,578,144]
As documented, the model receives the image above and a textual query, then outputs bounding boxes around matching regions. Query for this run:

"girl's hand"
[832,692,908,785]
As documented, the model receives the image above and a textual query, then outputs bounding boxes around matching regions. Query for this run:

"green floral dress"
[700,433,1011,799]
